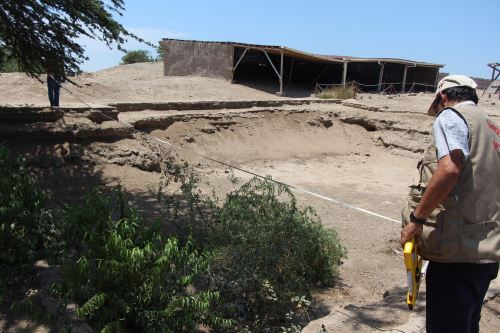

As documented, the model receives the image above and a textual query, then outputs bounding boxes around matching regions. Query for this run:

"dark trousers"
[426,261,498,333]
[47,75,60,106]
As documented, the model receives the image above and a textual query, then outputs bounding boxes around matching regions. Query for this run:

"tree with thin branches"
[0,0,149,78]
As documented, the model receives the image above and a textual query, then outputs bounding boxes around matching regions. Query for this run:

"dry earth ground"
[0,63,499,332]
[0,62,281,106]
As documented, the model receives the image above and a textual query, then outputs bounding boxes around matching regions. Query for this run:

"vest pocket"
[436,210,461,261]
[461,221,500,262]
[419,222,442,260]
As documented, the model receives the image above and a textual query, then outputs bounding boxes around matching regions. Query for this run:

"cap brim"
[427,94,440,116]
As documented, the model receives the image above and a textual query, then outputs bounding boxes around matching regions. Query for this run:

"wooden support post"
[233,47,249,72]
[434,68,440,88]
[492,67,500,83]
[260,49,283,93]
[378,63,385,92]
[342,61,348,87]
[279,49,284,96]
[401,66,408,93]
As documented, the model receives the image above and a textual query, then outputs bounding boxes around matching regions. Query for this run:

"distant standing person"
[46,60,65,107]
[400,75,499,332]
[47,73,61,107]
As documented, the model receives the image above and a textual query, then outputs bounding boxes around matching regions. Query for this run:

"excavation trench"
[2,106,427,332]
[16,103,500,332]
[7,105,499,332]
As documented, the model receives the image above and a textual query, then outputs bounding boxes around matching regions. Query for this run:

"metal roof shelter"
[160,38,444,95]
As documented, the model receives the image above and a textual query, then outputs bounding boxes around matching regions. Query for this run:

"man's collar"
[435,100,476,117]
[453,101,476,108]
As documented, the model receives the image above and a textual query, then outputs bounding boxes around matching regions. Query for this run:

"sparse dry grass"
[316,84,356,99]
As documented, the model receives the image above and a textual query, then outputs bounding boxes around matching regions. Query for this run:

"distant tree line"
[121,47,164,65]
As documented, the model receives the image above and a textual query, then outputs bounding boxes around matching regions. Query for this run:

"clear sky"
[81,0,499,78]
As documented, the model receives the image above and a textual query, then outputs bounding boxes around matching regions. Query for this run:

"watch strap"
[410,212,426,225]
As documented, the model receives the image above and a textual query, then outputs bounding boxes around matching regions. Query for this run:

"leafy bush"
[0,47,20,72]
[159,169,347,331]
[121,50,152,64]
[56,189,231,332]
[316,84,356,99]
[0,144,346,332]
[0,145,54,299]
[208,178,346,330]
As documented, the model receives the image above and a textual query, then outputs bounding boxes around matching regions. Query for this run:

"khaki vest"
[402,104,500,263]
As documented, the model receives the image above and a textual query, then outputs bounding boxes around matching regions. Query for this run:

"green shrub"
[0,144,346,332]
[121,50,152,64]
[208,178,346,330]
[316,84,356,99]
[0,47,21,72]
[0,145,54,300]
[57,189,231,332]
[161,172,347,331]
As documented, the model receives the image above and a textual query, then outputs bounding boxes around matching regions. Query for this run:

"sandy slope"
[0,62,282,106]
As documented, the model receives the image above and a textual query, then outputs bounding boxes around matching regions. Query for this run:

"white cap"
[428,74,478,115]
[436,74,477,93]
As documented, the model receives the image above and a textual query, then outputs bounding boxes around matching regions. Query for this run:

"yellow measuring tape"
[403,238,423,310]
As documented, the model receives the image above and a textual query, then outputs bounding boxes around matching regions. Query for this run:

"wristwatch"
[410,212,426,225]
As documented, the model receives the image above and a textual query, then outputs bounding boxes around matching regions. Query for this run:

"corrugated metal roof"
[162,38,444,67]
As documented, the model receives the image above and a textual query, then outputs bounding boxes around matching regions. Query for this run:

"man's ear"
[439,92,447,107]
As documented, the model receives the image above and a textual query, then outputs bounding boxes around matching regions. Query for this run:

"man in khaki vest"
[400,75,499,332]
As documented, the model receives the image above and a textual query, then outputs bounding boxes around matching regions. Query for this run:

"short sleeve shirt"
[433,101,474,160]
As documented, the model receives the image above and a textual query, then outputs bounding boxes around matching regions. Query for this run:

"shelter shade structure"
[160,38,443,95]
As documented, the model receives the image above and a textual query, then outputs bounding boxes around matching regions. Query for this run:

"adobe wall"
[160,40,234,80]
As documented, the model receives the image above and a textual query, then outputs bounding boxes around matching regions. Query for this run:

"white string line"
[293,187,401,224]
[53,76,402,225]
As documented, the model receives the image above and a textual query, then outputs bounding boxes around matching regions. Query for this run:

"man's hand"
[401,222,423,248]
